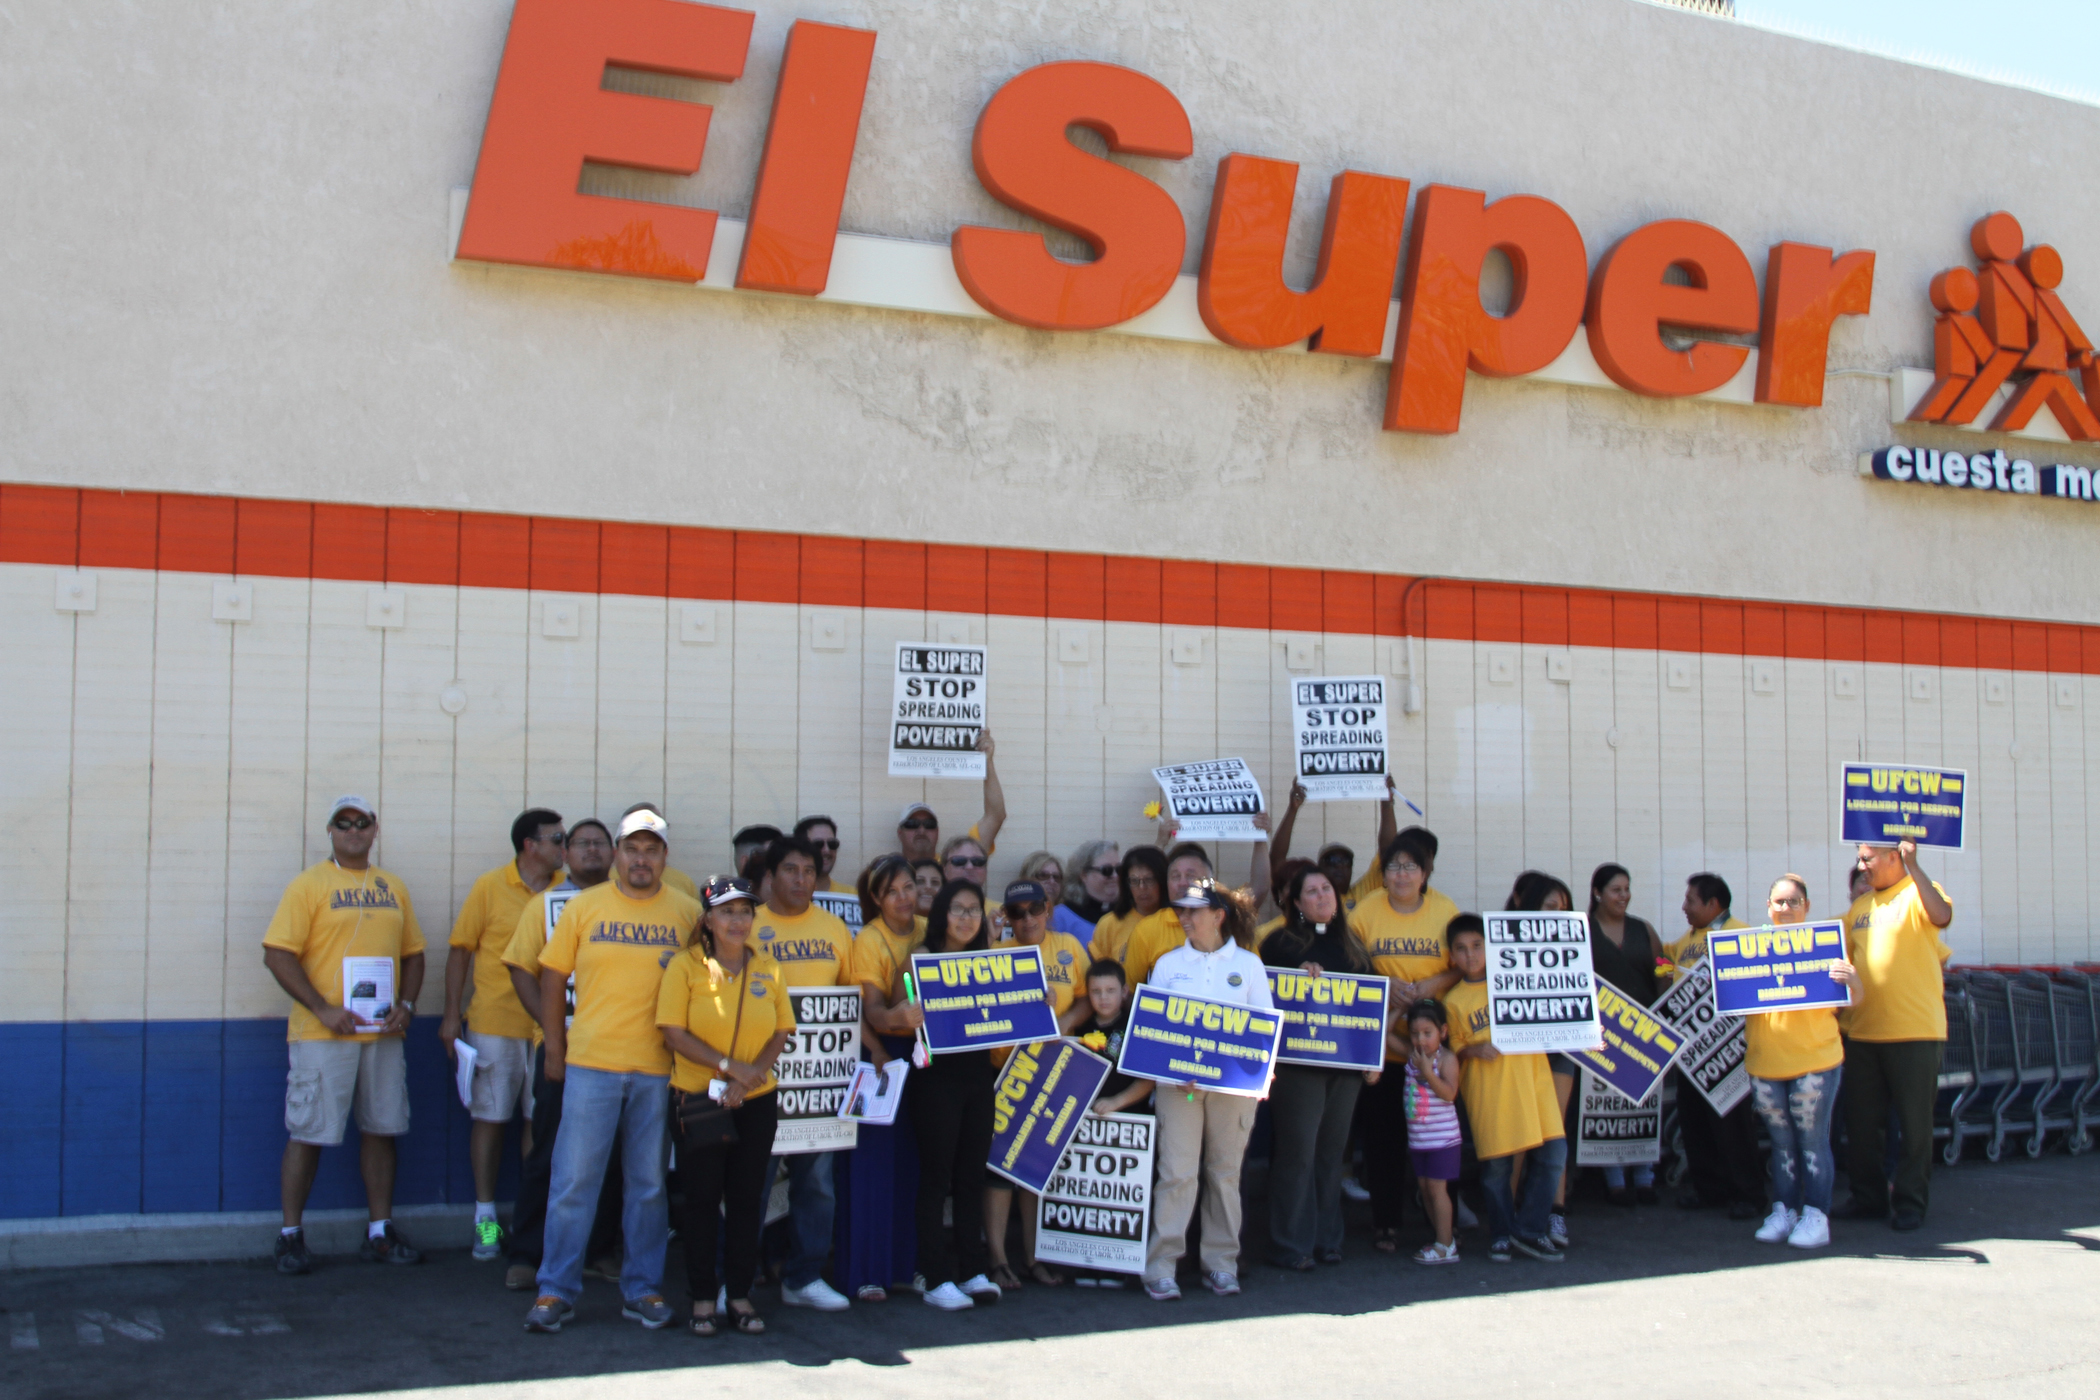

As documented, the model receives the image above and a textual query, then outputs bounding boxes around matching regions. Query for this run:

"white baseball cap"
[898,802,936,824]
[617,809,669,842]
[328,795,377,822]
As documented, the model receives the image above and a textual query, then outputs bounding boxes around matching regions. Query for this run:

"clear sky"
[1734,1,2100,106]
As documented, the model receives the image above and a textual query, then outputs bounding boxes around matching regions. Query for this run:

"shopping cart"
[2049,969,2097,1154]
[1967,970,2056,1160]
[2008,971,2069,1157]
[1948,971,2021,1162]
[1933,981,1980,1166]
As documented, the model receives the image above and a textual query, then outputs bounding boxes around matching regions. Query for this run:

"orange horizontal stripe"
[6,482,2098,675]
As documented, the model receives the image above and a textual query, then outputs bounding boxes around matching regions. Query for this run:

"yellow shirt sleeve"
[1347,868,1383,908]
[262,871,317,955]
[450,873,491,951]
[540,896,585,977]
[662,867,699,899]
[655,949,693,1028]
[503,896,548,976]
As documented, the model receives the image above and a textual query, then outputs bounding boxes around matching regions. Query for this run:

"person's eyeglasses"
[1007,903,1047,918]
[1771,895,1806,907]
[531,832,566,846]
[809,838,840,850]
[1389,861,1423,876]
[947,854,987,868]
[1088,865,1118,878]
[331,816,374,831]
[900,819,937,831]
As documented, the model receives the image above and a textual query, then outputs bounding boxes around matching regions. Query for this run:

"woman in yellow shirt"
[1745,874,1858,1251]
[1088,845,1167,967]
[656,876,796,1336]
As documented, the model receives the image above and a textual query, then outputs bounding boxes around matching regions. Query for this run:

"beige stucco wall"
[3,0,2097,619]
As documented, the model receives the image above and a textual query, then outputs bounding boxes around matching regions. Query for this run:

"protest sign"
[1117,986,1284,1098]
[811,891,864,931]
[1267,969,1391,1072]
[772,987,861,1154]
[838,1060,907,1125]
[1839,763,1966,850]
[545,889,579,1021]
[987,1039,1113,1193]
[1574,1069,1662,1168]
[1708,921,1853,1016]
[1151,759,1266,840]
[888,643,987,779]
[1035,1112,1154,1276]
[1570,981,1685,1104]
[1654,960,1749,1114]
[909,947,1059,1053]
[1483,912,1601,1055]
[1290,675,1391,802]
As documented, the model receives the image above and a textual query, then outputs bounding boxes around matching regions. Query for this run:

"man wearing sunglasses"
[893,729,1009,868]
[263,796,428,1275]
[792,815,845,892]
[444,808,566,1263]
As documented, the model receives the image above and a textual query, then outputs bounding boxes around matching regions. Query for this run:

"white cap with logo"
[328,795,377,822]
[618,809,669,842]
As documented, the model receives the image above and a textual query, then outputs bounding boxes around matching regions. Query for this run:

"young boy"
[1440,914,1567,1264]
[1068,959,1152,1289]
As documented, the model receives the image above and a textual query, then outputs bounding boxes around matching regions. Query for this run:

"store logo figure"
[1910,212,2100,439]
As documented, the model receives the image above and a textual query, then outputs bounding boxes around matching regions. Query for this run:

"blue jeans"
[1753,1067,1841,1213]
[782,1150,836,1289]
[1479,1137,1566,1241]
[537,1066,669,1304]
[1601,1164,1655,1190]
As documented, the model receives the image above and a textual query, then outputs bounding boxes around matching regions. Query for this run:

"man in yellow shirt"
[892,729,1009,865]
[794,814,845,891]
[524,809,698,1334]
[444,807,565,1261]
[620,803,699,898]
[1839,839,1954,1232]
[753,835,857,1312]
[1669,872,1761,1219]
[262,795,427,1275]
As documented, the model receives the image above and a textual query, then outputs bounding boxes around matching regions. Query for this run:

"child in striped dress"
[1401,998,1464,1264]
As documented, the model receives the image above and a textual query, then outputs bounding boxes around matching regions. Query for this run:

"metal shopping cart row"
[1936,965,2100,1164]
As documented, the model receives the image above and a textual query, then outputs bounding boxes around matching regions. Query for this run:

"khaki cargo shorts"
[463,1029,535,1123]
[285,1037,410,1146]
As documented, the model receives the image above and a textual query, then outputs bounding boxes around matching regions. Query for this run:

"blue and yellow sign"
[1840,763,1966,850]
[910,948,1059,1053]
[1265,969,1390,1072]
[1116,987,1284,1098]
[1570,983,1683,1103]
[987,1039,1113,1193]
[1708,921,1853,1016]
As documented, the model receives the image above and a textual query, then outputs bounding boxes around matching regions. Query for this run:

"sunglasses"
[1088,865,1118,878]
[809,838,840,850]
[947,854,988,868]
[331,815,374,831]
[1006,903,1047,918]
[900,819,937,831]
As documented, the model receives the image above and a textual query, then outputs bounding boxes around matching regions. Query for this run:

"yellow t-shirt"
[540,881,700,1076]
[1745,1008,1845,1080]
[503,889,558,978]
[263,862,427,1043]
[1019,931,1093,1018]
[1841,876,1953,1042]
[1352,886,1460,986]
[1122,908,1185,987]
[662,866,700,900]
[1089,908,1146,967]
[1444,978,1564,1159]
[1347,868,1384,910]
[753,902,856,988]
[656,949,797,1095]
[815,874,839,893]
[450,861,558,1040]
[1664,916,1746,975]
[850,918,926,1000]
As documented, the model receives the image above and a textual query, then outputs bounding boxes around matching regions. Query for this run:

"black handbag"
[673,967,749,1145]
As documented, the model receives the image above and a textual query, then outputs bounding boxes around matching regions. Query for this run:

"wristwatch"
[400,1000,416,1016]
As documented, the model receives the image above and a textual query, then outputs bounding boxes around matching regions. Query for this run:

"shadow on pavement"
[5,1153,2097,1400]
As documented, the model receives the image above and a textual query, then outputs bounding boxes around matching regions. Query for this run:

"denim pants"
[1479,1137,1566,1241]
[1752,1066,1841,1213]
[1601,1163,1655,1191]
[781,1150,837,1289]
[537,1065,669,1305]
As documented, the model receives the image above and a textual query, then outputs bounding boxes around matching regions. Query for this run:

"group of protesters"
[259,731,1955,1334]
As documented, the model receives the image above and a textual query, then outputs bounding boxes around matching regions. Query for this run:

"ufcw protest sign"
[1151,759,1266,841]
[1117,987,1284,1097]
[1267,969,1390,1072]
[1708,922,1852,1015]
[1840,763,1966,850]
[1036,1112,1155,1276]
[1290,676,1391,802]
[774,988,861,1154]
[1574,1070,1662,1168]
[987,1039,1113,1194]
[1570,982,1684,1105]
[1655,960,1749,1114]
[909,947,1059,1053]
[889,642,987,778]
[1484,912,1601,1055]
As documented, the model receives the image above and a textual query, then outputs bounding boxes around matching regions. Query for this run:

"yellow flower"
[1080,1032,1109,1052]
[1142,800,1163,820]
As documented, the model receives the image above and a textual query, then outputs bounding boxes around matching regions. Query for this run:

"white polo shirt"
[1146,939,1275,1009]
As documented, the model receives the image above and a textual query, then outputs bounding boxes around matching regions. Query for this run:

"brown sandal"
[1373,1227,1401,1254]
[687,1309,719,1337]
[728,1304,765,1335]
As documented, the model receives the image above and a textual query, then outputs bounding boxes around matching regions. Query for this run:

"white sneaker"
[922,1281,974,1310]
[959,1273,1002,1304]
[1454,1199,1480,1231]
[1787,1206,1831,1249]
[781,1278,851,1312]
[1754,1204,1799,1244]
[1340,1176,1371,1203]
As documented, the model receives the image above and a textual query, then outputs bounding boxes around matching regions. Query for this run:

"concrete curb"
[2,1203,486,1271]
